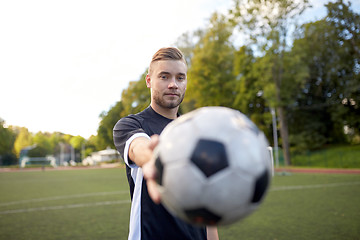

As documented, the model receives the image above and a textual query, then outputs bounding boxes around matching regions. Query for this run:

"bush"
[0,153,18,166]
[291,145,360,168]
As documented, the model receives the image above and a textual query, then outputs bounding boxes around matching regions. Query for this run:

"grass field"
[291,145,360,168]
[0,168,359,240]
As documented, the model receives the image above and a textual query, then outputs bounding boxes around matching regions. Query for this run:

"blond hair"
[148,47,186,74]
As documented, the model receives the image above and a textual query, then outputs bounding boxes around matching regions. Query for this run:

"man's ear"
[145,74,151,88]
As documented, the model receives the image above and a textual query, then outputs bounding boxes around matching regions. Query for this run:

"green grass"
[220,174,360,240]
[0,168,359,240]
[291,145,360,168]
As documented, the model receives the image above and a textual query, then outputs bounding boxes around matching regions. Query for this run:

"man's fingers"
[147,179,161,204]
[149,135,160,150]
[143,158,161,204]
[140,134,161,204]
[143,160,157,179]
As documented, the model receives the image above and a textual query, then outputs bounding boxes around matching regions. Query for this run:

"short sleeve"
[113,116,149,167]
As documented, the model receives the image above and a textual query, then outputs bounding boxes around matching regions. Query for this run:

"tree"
[174,30,205,68]
[289,0,360,149]
[173,30,206,113]
[187,12,235,109]
[232,46,273,139]
[0,119,15,155]
[120,70,151,116]
[97,101,124,149]
[28,132,53,157]
[84,135,99,156]
[0,119,17,165]
[69,135,85,150]
[96,70,150,151]
[325,0,360,141]
[229,0,310,165]
[49,132,64,153]
[14,127,33,158]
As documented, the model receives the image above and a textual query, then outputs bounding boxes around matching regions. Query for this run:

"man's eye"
[178,76,185,81]
[160,75,167,79]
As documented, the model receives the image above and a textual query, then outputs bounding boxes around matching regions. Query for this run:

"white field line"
[270,181,360,191]
[0,200,131,215]
[1,182,360,215]
[0,191,129,207]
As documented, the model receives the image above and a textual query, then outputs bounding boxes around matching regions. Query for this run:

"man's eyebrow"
[158,71,186,76]
[158,71,170,75]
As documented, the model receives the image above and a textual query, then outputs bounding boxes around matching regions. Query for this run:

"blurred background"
[0,0,359,169]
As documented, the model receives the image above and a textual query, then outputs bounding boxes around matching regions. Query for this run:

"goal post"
[20,156,57,168]
[267,146,275,176]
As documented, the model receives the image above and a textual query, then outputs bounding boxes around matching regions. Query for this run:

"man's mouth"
[164,93,179,97]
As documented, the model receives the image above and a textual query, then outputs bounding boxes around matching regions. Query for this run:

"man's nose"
[168,77,178,88]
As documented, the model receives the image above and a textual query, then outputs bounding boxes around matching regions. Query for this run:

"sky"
[0,0,359,139]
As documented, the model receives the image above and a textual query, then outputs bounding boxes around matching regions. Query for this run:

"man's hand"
[129,134,162,204]
[128,135,157,167]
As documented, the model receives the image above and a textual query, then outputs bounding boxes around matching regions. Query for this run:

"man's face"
[146,60,187,110]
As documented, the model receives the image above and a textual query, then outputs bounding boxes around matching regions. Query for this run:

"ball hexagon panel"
[226,130,267,176]
[190,139,229,178]
[202,170,254,215]
[162,161,205,209]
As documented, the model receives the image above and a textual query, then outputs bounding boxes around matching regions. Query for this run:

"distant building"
[82,147,120,166]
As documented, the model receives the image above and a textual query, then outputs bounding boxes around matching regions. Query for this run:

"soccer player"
[113,47,219,240]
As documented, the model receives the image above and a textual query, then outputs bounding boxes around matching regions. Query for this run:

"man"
[113,47,219,240]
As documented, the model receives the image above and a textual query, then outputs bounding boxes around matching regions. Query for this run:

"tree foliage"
[97,101,124,150]
[28,132,53,157]
[325,0,360,138]
[95,70,150,150]
[0,119,17,165]
[232,46,273,138]
[174,30,205,68]
[95,0,359,164]
[0,119,16,156]
[13,127,33,158]
[186,13,235,109]
[120,70,150,115]
[229,0,311,165]
[288,0,360,149]
[1,0,359,166]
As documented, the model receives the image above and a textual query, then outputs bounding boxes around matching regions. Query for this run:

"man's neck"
[151,103,178,119]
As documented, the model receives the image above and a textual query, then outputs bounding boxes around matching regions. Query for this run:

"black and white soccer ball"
[153,106,272,226]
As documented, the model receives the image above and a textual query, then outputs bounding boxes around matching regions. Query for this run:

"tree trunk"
[273,54,291,166]
[276,106,291,166]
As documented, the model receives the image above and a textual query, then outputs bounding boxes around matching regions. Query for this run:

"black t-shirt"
[113,106,207,240]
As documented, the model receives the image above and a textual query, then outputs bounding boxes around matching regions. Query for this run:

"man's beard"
[153,90,185,109]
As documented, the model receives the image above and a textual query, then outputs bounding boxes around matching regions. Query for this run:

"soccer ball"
[153,106,272,226]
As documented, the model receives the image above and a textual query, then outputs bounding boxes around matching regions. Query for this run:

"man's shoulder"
[113,107,152,130]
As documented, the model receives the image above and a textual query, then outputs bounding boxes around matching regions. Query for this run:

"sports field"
[0,167,359,240]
